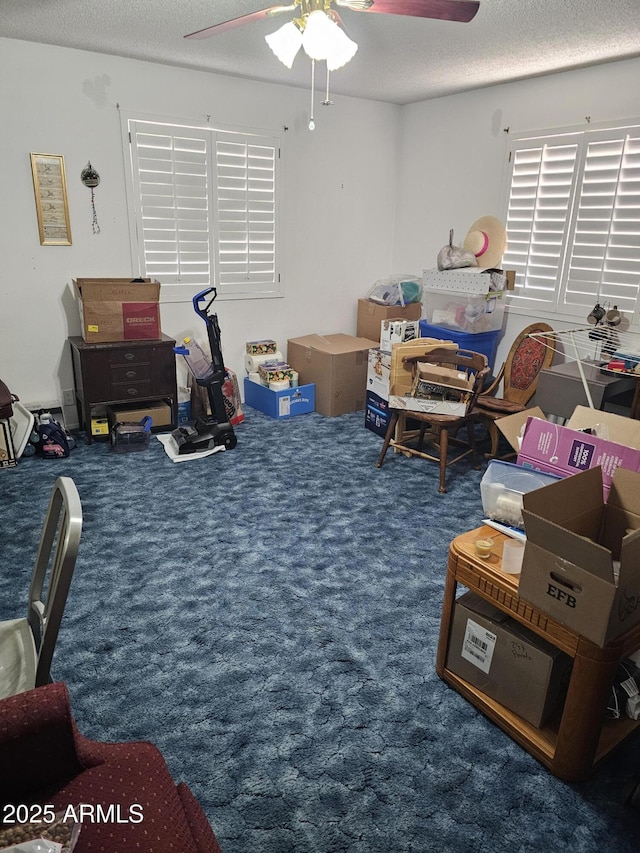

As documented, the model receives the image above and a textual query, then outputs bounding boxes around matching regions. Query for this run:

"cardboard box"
[514,407,640,498]
[387,338,465,416]
[0,420,17,468]
[364,391,392,438]
[74,278,161,343]
[244,377,315,419]
[520,466,640,647]
[106,401,173,429]
[356,299,422,344]
[380,319,420,353]
[287,334,378,417]
[446,591,572,727]
[366,348,392,401]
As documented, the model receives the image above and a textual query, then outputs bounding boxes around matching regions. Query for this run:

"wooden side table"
[436,527,640,782]
[69,335,178,444]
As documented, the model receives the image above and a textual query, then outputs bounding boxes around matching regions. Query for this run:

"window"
[123,115,282,302]
[503,121,640,322]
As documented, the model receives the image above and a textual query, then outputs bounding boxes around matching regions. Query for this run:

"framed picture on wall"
[30,153,72,245]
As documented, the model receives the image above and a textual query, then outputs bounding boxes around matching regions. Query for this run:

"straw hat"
[463,216,507,269]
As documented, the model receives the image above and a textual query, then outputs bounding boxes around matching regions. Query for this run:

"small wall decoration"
[30,153,72,245]
[81,161,101,235]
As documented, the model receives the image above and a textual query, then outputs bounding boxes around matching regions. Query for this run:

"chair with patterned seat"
[474,322,555,458]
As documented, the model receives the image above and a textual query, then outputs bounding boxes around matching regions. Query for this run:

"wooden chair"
[375,348,490,493]
[473,322,555,459]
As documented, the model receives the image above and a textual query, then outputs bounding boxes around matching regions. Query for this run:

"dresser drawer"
[107,348,150,367]
[110,381,152,400]
[110,364,151,384]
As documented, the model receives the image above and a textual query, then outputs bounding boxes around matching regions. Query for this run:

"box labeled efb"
[520,466,640,647]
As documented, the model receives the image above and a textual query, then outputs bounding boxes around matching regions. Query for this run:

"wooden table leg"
[436,559,458,677]
[552,640,619,781]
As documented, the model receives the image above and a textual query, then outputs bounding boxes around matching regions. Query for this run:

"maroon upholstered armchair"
[0,682,221,853]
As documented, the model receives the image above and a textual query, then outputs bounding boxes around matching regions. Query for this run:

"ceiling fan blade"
[185,4,297,40]
[335,0,480,24]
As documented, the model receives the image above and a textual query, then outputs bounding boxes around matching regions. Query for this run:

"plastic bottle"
[176,336,214,382]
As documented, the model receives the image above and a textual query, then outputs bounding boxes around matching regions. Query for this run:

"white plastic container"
[424,288,505,333]
[480,460,562,530]
[179,336,214,382]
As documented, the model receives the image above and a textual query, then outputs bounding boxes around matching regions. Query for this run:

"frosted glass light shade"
[325,25,358,70]
[265,21,303,69]
[302,10,357,69]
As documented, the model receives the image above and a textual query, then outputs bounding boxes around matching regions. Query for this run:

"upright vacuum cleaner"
[170,287,237,455]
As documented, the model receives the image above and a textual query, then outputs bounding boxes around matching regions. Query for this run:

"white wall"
[392,57,640,370]
[0,38,400,421]
[3,38,640,422]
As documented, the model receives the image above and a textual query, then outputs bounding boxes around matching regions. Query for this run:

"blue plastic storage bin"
[419,320,500,371]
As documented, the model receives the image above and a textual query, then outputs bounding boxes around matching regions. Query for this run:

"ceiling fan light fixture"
[302,9,357,68]
[325,25,358,70]
[265,20,303,68]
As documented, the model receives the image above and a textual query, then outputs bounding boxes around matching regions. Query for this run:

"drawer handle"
[124,352,136,361]
[125,370,137,379]
[127,388,139,396]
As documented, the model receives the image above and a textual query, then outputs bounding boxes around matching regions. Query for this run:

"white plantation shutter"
[563,130,640,315]
[129,123,212,288]
[503,122,640,319]
[214,134,277,296]
[126,118,281,300]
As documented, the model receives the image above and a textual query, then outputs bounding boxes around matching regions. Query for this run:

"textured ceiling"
[2,0,640,104]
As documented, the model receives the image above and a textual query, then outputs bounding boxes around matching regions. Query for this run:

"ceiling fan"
[185,1,479,129]
[185,1,480,42]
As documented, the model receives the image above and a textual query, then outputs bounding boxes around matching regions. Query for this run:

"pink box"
[517,417,640,497]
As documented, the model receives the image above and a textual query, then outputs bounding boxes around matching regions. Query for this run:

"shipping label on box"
[520,466,640,646]
[517,415,640,497]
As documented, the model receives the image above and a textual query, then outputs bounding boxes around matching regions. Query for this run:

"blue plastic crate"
[419,320,500,371]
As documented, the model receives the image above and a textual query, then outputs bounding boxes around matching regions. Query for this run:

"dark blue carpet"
[1,408,639,852]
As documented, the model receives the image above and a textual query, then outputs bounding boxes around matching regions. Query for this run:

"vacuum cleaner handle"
[192,286,218,322]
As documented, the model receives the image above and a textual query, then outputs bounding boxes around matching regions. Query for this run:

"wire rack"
[528,325,640,410]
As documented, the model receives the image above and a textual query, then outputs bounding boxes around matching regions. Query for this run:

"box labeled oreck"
[520,466,640,647]
[74,278,161,343]
[287,333,378,417]
[446,591,572,727]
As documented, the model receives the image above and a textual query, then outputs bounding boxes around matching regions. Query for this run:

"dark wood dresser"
[69,335,178,443]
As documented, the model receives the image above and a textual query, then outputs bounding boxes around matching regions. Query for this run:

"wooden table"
[436,526,640,782]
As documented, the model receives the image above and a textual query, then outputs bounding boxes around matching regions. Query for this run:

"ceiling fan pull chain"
[322,65,334,106]
[309,58,316,130]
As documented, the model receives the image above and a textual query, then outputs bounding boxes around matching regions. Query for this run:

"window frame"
[502,118,640,326]
[120,110,284,304]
